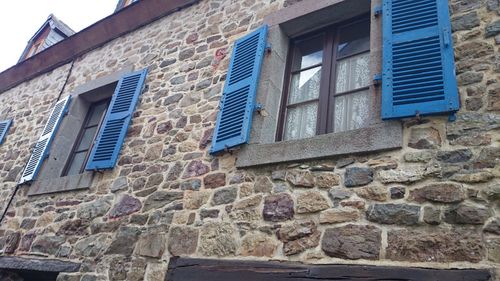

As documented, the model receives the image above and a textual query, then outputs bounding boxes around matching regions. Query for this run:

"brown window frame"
[61,98,110,176]
[276,14,371,141]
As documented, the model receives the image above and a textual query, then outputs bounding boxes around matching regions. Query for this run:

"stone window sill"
[236,121,403,168]
[28,172,94,196]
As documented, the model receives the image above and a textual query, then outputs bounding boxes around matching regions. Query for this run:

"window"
[278,17,370,141]
[23,68,148,195]
[63,99,110,176]
[212,0,456,167]
[0,119,12,145]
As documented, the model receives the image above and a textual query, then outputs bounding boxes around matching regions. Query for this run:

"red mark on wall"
[212,47,228,72]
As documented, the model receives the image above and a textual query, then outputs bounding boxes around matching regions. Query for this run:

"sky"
[0,0,118,72]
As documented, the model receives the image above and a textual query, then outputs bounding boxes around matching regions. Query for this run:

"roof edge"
[0,0,200,94]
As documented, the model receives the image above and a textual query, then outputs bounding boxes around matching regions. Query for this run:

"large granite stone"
[105,226,141,255]
[344,167,373,187]
[366,204,420,225]
[444,204,490,225]
[31,235,65,255]
[108,194,142,218]
[135,232,166,258]
[199,222,236,256]
[410,182,466,203]
[387,228,483,262]
[142,191,184,212]
[241,233,277,257]
[296,191,330,213]
[262,193,294,222]
[322,224,381,260]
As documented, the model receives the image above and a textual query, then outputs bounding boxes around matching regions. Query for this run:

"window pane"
[284,102,318,140]
[77,126,98,151]
[337,20,370,58]
[87,102,108,127]
[66,151,87,176]
[334,90,370,133]
[292,35,323,70]
[289,66,322,104]
[335,52,370,93]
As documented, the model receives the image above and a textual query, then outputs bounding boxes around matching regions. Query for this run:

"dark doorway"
[0,269,58,281]
[0,256,80,281]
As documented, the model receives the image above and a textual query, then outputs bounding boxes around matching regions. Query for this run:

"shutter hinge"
[373,74,382,86]
[373,5,382,17]
[223,145,240,155]
[255,104,268,116]
[448,112,457,122]
[265,43,272,54]
[443,28,451,47]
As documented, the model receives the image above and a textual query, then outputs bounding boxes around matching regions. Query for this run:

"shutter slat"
[19,96,71,184]
[85,69,147,170]
[381,0,459,119]
[0,119,12,145]
[210,25,268,154]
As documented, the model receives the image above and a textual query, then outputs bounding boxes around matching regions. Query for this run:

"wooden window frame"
[276,14,371,141]
[61,98,110,176]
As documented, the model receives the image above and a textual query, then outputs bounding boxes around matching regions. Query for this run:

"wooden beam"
[0,0,200,94]
[166,257,493,281]
[0,256,80,273]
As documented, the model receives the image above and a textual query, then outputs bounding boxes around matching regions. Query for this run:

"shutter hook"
[415,111,422,123]
[373,74,382,86]
[373,5,382,17]
[223,145,234,155]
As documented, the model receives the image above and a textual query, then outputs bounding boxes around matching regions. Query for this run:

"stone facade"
[0,0,498,280]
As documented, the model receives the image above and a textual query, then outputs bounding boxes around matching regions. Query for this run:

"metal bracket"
[448,112,457,122]
[255,103,263,112]
[223,145,240,155]
[265,43,272,54]
[373,5,382,17]
[373,74,382,86]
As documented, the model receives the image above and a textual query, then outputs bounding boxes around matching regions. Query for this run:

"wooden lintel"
[0,256,80,273]
[166,257,493,281]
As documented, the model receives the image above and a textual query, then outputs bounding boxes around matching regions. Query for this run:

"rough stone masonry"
[0,0,498,280]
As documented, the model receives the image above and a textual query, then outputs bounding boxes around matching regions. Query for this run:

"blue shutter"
[19,96,71,184]
[85,69,148,170]
[381,0,459,119]
[210,25,268,154]
[0,119,12,145]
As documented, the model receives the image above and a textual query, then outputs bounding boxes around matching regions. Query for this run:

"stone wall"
[0,0,498,280]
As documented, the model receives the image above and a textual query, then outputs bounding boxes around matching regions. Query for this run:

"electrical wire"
[0,60,75,225]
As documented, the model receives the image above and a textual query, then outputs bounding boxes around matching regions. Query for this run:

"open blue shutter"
[210,25,268,154]
[19,96,71,184]
[381,0,459,119]
[0,119,12,145]
[85,69,147,170]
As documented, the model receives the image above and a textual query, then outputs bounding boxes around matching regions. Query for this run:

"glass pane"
[66,151,87,176]
[335,52,370,93]
[289,66,322,104]
[77,126,98,151]
[284,102,318,140]
[87,102,108,127]
[291,35,324,71]
[334,90,370,133]
[337,19,370,58]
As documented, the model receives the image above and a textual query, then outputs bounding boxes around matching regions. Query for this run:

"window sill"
[28,172,94,196]
[236,121,403,168]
